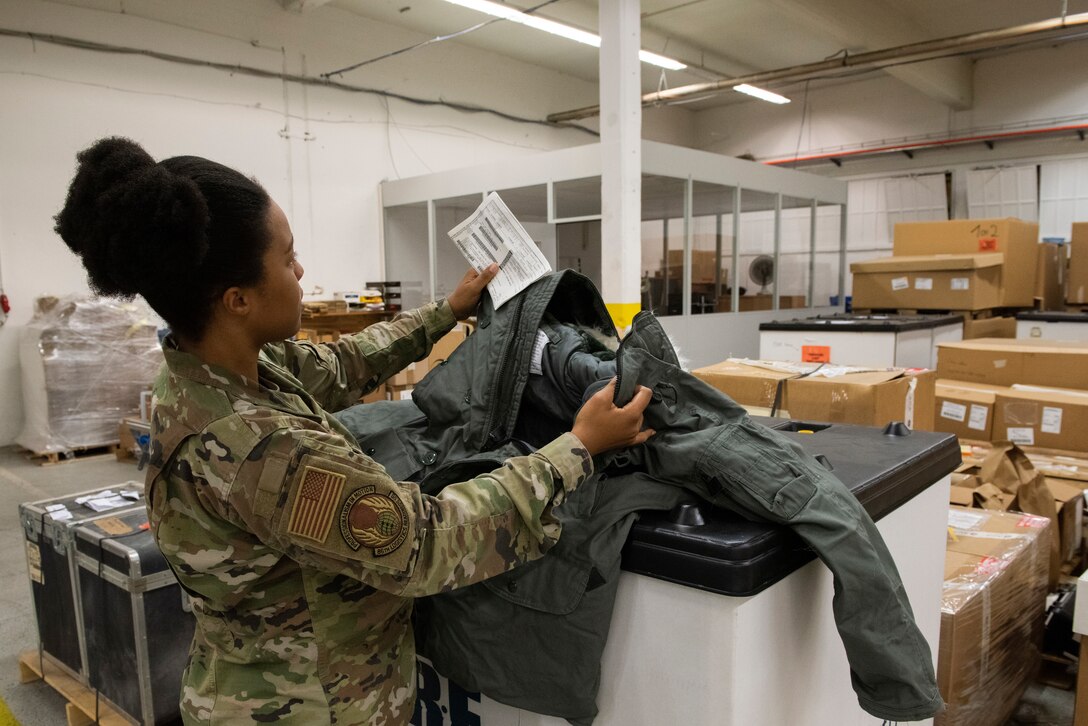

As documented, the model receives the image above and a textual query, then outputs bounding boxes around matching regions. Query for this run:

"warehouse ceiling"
[310,0,1088,112]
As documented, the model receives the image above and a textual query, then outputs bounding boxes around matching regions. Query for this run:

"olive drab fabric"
[339,272,943,724]
[144,299,593,726]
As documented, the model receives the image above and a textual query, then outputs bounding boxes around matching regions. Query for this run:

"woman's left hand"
[448,264,498,320]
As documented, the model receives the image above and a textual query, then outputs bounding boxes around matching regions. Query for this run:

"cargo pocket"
[698,421,818,522]
[483,556,591,615]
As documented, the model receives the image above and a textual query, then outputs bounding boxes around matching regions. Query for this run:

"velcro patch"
[287,466,346,543]
[340,486,409,557]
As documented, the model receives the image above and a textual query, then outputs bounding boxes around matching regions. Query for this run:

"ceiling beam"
[767,0,973,110]
[279,0,335,12]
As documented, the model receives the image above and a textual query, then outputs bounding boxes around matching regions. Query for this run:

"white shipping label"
[891,277,910,291]
[1007,427,1035,445]
[904,377,917,429]
[399,390,413,401]
[1041,406,1063,434]
[25,541,43,584]
[967,404,989,431]
[951,278,971,290]
[948,509,986,530]
[914,277,934,290]
[940,401,967,422]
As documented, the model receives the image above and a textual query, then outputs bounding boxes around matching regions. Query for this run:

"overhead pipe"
[547,12,1088,122]
[761,122,1088,166]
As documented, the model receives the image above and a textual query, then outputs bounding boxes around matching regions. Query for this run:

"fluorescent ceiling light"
[444,0,687,70]
[734,84,791,104]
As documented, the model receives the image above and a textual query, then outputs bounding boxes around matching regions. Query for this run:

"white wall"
[0,0,696,447]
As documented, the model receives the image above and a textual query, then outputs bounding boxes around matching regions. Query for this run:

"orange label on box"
[1016,514,1046,528]
[801,345,831,363]
[978,237,998,252]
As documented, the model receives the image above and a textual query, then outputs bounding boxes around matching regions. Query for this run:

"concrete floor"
[0,444,1077,725]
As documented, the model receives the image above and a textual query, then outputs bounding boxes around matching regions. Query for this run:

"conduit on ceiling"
[547,12,1088,123]
[763,122,1088,168]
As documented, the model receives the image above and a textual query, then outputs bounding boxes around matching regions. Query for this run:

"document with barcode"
[447,191,552,308]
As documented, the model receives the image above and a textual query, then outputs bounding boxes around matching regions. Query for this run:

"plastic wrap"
[936,507,1051,726]
[17,296,163,453]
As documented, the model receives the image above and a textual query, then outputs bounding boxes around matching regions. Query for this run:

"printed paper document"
[447,192,552,308]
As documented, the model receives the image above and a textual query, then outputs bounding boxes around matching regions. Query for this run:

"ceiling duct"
[547,12,1088,123]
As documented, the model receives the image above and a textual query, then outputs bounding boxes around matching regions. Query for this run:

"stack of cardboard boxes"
[380,322,472,403]
[850,218,1045,339]
[1070,223,1088,307]
[934,338,1088,577]
[692,359,936,431]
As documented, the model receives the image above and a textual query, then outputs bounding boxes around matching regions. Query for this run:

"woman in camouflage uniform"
[55,137,653,726]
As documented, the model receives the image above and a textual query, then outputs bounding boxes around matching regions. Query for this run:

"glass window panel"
[554,176,601,219]
[814,252,843,307]
[815,202,844,306]
[492,184,547,223]
[640,175,687,317]
[383,202,429,309]
[734,189,778,312]
[433,193,485,300]
[778,195,812,310]
[691,181,736,315]
[556,221,601,289]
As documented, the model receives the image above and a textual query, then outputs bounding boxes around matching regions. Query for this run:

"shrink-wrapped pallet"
[17,296,162,454]
[937,507,1050,726]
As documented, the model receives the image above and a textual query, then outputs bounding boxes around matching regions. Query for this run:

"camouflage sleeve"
[223,426,593,597]
[262,300,457,411]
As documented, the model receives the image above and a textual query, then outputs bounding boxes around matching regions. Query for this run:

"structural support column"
[599,0,641,331]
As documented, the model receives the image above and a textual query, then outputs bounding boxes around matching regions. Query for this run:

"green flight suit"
[144,299,593,726]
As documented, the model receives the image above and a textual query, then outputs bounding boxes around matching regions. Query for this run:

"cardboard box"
[388,323,470,387]
[360,384,386,405]
[1046,476,1085,572]
[992,386,1088,452]
[1035,241,1066,311]
[934,380,1007,442]
[386,383,414,401]
[850,254,1003,311]
[388,360,428,387]
[936,338,1088,390]
[894,218,1039,307]
[961,316,1015,340]
[116,417,151,463]
[665,249,725,283]
[938,507,1050,726]
[692,359,935,431]
[1070,223,1088,304]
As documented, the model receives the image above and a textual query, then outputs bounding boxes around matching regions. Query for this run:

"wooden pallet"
[23,444,122,467]
[18,650,136,726]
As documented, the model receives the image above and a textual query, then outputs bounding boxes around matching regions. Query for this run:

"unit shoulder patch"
[339,486,409,557]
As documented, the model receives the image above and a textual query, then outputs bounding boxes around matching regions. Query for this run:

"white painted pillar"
[599,0,642,331]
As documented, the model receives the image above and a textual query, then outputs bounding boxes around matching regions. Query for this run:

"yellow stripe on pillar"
[605,302,642,332]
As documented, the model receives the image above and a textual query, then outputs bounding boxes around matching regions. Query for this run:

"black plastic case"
[75,508,194,725]
[19,483,145,681]
[621,419,960,596]
[759,312,964,333]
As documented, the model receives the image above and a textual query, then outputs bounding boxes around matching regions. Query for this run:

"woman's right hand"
[571,378,655,456]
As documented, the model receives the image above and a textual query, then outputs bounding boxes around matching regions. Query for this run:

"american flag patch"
[287,466,346,543]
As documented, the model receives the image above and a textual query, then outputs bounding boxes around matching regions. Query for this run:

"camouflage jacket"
[144,299,593,726]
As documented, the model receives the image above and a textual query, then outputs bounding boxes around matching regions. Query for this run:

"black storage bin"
[621,419,961,596]
[75,508,195,725]
[20,483,145,681]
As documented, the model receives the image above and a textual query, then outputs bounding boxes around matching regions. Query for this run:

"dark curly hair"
[54,137,272,341]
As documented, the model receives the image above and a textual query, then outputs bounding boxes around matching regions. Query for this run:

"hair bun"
[55,137,210,298]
